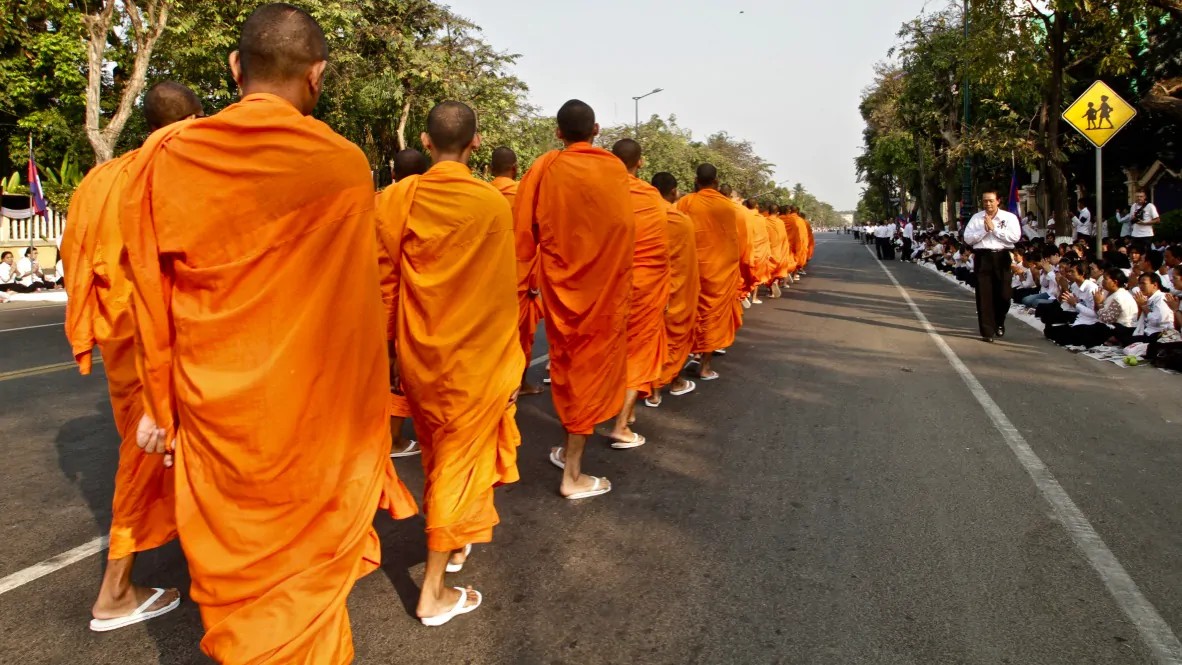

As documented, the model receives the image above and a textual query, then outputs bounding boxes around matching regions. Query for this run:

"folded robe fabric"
[119,93,417,665]
[677,189,742,353]
[658,201,700,387]
[62,149,176,561]
[514,143,634,435]
[495,175,543,365]
[624,176,670,396]
[747,208,771,287]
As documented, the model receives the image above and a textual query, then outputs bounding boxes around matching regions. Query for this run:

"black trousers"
[974,249,1012,338]
[901,238,913,261]
[875,237,885,259]
[1045,322,1123,347]
[1012,287,1039,304]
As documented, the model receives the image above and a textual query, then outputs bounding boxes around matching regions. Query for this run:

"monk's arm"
[61,183,98,374]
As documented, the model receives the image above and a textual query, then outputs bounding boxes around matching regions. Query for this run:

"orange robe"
[805,221,816,260]
[119,93,417,665]
[495,175,542,366]
[62,149,176,561]
[764,212,791,280]
[782,213,805,272]
[677,189,742,353]
[624,176,670,397]
[733,201,755,297]
[515,143,633,435]
[658,201,700,387]
[747,208,771,286]
[376,203,413,421]
[376,161,522,552]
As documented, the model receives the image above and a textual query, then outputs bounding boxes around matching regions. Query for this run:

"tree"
[80,0,173,163]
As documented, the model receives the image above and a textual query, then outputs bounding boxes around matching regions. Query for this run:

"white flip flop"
[610,433,646,450]
[390,440,420,458]
[669,380,696,397]
[549,448,565,470]
[713,349,727,355]
[564,476,611,500]
[445,544,472,573]
[699,371,719,382]
[643,396,661,408]
[89,588,180,632]
[420,588,482,627]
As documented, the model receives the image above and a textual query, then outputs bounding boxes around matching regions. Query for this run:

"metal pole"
[1096,147,1103,260]
[960,0,972,233]
[635,98,640,138]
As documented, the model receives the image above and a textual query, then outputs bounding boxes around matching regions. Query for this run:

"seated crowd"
[909,231,1182,353]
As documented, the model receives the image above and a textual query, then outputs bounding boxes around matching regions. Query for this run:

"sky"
[442,0,939,210]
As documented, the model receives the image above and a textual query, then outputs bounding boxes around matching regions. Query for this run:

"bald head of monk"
[652,171,679,204]
[422,100,481,164]
[556,99,598,146]
[143,81,203,132]
[611,138,643,176]
[393,148,428,182]
[490,147,518,180]
[230,3,329,116]
[744,198,757,210]
[695,163,719,192]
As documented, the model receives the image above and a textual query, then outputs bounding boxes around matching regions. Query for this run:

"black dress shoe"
[982,336,995,343]
[997,325,1005,338]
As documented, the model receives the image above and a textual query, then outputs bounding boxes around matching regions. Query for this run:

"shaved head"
[238,3,328,84]
[557,100,596,143]
[393,149,428,182]
[425,101,477,154]
[143,81,202,132]
[695,163,719,189]
[652,172,678,201]
[490,147,517,177]
[744,198,757,209]
[719,184,734,197]
[611,138,642,170]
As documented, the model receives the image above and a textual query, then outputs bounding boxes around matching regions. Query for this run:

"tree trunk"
[83,0,171,164]
[1044,11,1071,232]
[396,96,413,151]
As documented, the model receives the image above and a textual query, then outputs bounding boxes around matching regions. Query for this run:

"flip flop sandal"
[610,433,646,450]
[549,448,565,470]
[699,372,720,382]
[445,544,472,573]
[89,588,180,632]
[565,476,611,500]
[713,349,727,355]
[669,380,696,396]
[643,396,661,408]
[390,440,420,458]
[420,588,482,627]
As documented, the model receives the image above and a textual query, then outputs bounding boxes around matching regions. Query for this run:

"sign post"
[1062,80,1136,259]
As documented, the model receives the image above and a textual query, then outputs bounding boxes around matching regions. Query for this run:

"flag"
[28,138,48,215]
[1007,169,1020,216]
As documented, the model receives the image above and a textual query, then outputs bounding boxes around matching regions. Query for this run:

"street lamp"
[959,0,972,231]
[632,88,664,137]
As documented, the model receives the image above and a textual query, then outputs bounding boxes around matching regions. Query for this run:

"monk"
[721,184,754,309]
[645,171,699,408]
[515,99,633,500]
[742,198,771,304]
[494,146,544,396]
[802,209,817,270]
[762,201,790,298]
[781,204,805,283]
[608,138,669,447]
[676,164,742,381]
[62,81,201,632]
[387,147,429,459]
[376,101,522,625]
[121,5,417,662]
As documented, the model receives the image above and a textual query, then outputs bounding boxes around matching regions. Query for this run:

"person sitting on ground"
[1011,248,1039,304]
[1122,272,1175,345]
[16,247,52,291]
[0,251,26,293]
[1046,266,1134,348]
[1036,259,1084,326]
[1043,261,1100,340]
[1022,246,1062,309]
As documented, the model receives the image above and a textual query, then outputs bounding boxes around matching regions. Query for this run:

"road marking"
[867,246,1182,665]
[0,357,101,382]
[0,322,63,333]
[0,303,67,312]
[0,537,109,596]
[529,353,549,367]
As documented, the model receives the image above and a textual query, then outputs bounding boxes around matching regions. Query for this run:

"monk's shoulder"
[304,118,373,183]
[468,177,513,219]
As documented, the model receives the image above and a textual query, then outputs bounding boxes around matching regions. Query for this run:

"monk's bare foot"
[92,585,179,621]
[449,546,469,568]
[519,381,545,396]
[417,585,479,620]
[669,378,691,393]
[560,474,611,498]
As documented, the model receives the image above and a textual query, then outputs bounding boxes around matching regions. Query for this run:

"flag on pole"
[28,136,48,216]
[1007,169,1020,216]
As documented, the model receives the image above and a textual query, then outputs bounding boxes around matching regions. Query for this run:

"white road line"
[0,322,63,333]
[529,353,548,367]
[867,246,1182,665]
[0,537,108,596]
[0,303,67,312]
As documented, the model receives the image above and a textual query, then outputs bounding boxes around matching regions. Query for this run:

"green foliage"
[1,171,25,193]
[1156,210,1182,244]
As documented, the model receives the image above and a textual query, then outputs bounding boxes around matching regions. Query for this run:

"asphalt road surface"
[1,234,1180,665]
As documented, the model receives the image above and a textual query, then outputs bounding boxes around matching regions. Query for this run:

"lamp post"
[959,0,972,232]
[632,88,664,137]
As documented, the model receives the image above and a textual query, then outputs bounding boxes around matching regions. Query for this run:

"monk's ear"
[591,123,600,139]
[420,132,432,154]
[229,51,244,91]
[470,132,483,153]
[307,60,328,100]
[554,126,564,142]
[638,156,645,170]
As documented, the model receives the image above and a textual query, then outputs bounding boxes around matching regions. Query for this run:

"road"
[1,234,1180,665]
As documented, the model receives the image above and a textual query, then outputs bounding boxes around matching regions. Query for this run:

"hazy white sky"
[443,0,936,210]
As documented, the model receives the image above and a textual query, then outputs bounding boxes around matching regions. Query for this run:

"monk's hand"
[508,387,521,406]
[136,413,168,455]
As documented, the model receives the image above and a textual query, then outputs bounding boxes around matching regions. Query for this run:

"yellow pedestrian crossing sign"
[1063,80,1136,148]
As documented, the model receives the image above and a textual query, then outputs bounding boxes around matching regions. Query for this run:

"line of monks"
[58,3,815,662]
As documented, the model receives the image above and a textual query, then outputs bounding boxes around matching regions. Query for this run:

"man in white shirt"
[13,247,51,291]
[964,190,1022,341]
[1021,214,1040,241]
[1072,199,1094,248]
[901,219,914,263]
[1126,272,1174,343]
[1119,189,1161,239]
